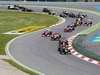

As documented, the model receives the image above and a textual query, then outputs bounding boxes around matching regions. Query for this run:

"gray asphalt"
[7,3,100,75]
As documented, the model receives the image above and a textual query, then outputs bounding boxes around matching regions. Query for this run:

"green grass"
[72,34,100,61]
[0,10,58,75]
[3,59,39,75]
[17,25,47,33]
[0,10,58,33]
[0,10,58,55]
[0,34,17,55]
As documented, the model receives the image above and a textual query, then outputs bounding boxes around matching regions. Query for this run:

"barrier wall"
[0,1,100,11]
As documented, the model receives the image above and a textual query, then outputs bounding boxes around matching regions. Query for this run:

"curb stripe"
[68,36,100,65]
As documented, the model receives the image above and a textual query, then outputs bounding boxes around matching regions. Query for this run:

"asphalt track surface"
[7,4,100,75]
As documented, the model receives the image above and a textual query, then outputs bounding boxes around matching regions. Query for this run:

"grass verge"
[0,10,58,55]
[0,34,17,55]
[72,34,100,61]
[3,59,39,75]
[0,10,58,33]
[17,25,47,33]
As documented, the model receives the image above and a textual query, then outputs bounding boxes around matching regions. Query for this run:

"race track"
[6,4,100,75]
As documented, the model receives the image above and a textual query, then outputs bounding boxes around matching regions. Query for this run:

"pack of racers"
[64,25,75,32]
[74,17,92,27]
[74,18,82,27]
[41,30,61,41]
[9,6,92,55]
[64,17,92,33]
[58,38,71,55]
[8,4,33,12]
[41,30,71,55]
[59,13,67,18]
[50,32,61,41]
[59,11,76,18]
[59,11,88,19]
[81,18,92,26]
[42,8,56,15]
[41,10,92,55]
[41,30,52,37]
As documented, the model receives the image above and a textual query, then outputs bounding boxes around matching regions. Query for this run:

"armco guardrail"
[0,1,100,11]
[0,1,100,5]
